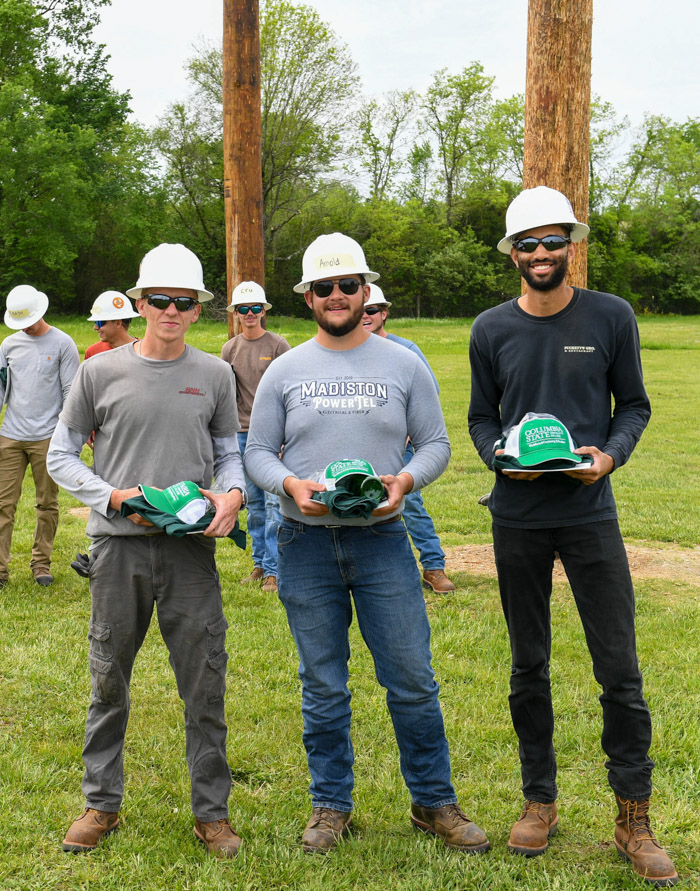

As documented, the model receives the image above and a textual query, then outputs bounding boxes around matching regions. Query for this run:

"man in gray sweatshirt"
[0,285,79,588]
[244,232,489,856]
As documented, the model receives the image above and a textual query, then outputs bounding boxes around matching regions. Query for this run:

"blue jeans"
[492,520,654,803]
[402,444,445,571]
[277,518,456,812]
[238,431,282,577]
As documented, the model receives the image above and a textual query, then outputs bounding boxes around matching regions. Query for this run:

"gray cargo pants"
[82,533,231,821]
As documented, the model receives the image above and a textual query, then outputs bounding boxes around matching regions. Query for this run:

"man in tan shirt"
[221,282,290,592]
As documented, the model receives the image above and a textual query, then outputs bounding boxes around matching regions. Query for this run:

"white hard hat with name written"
[293,233,379,294]
[228,280,272,311]
[88,290,139,321]
[4,285,49,330]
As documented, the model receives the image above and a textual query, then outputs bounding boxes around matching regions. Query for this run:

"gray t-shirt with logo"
[53,343,241,538]
[244,335,451,525]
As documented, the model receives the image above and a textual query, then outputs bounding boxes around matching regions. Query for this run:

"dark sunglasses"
[513,235,571,253]
[312,278,362,299]
[94,320,107,329]
[146,294,199,311]
[236,304,263,315]
[364,306,383,316]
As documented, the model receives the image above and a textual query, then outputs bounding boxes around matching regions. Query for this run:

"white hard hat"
[88,290,140,321]
[497,186,590,254]
[227,280,272,312]
[4,285,49,330]
[293,233,379,294]
[126,243,214,302]
[365,283,392,309]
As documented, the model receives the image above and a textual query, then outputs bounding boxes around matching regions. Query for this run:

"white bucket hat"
[88,290,140,321]
[498,186,590,254]
[126,243,214,302]
[4,285,49,330]
[227,280,272,311]
[293,233,379,294]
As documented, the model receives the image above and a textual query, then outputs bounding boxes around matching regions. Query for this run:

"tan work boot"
[302,807,352,854]
[241,566,264,584]
[422,569,456,594]
[508,800,558,856]
[261,575,278,593]
[194,818,243,858]
[62,807,120,852]
[614,795,678,886]
[411,803,490,853]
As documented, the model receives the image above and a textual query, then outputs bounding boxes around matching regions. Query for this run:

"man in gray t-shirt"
[48,244,246,859]
[0,285,79,588]
[245,233,489,856]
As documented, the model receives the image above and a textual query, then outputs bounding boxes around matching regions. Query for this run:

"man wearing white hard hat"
[0,286,79,588]
[245,233,489,855]
[468,187,677,886]
[221,281,290,592]
[48,243,247,858]
[362,284,456,594]
[85,290,140,359]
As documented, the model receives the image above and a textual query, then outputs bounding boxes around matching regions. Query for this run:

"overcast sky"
[94,0,699,131]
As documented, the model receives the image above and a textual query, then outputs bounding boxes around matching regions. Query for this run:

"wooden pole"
[223,0,265,338]
[523,0,593,287]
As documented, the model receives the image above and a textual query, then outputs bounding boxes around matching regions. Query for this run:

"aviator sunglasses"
[513,235,571,253]
[146,294,199,311]
[236,304,264,315]
[311,278,363,299]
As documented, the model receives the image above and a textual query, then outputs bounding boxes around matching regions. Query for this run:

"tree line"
[2,0,698,317]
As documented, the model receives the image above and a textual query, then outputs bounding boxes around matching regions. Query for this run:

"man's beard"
[314,302,365,338]
[517,251,568,292]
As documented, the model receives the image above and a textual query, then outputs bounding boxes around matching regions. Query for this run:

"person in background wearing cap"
[0,286,79,589]
[221,281,290,593]
[84,290,140,359]
[47,244,246,859]
[468,187,677,886]
[245,233,490,856]
[362,284,456,594]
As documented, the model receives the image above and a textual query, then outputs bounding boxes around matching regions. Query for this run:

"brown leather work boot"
[422,569,456,594]
[62,808,120,852]
[261,575,278,593]
[411,803,490,853]
[302,807,352,854]
[194,818,243,858]
[614,795,678,886]
[508,800,558,856]
[241,566,264,584]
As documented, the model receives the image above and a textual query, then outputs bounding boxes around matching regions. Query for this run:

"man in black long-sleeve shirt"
[468,187,677,887]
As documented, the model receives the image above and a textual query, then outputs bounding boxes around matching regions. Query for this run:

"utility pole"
[523,0,593,287]
[222,0,264,337]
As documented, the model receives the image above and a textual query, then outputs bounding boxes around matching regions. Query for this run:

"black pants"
[492,519,654,802]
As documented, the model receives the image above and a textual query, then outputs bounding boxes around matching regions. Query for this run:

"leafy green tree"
[357,90,417,201]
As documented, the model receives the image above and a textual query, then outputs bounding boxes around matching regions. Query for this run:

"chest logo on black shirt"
[564,346,595,353]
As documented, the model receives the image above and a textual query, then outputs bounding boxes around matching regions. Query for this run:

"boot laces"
[443,804,471,826]
[625,799,656,843]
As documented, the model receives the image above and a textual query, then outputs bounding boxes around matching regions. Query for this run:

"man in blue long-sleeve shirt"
[468,187,676,887]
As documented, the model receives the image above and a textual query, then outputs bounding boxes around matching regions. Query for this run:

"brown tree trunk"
[523,0,593,288]
[223,0,265,337]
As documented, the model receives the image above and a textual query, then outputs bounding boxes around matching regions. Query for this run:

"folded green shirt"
[120,495,246,549]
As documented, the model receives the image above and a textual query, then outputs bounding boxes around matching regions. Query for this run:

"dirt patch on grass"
[68,506,91,521]
[446,543,700,584]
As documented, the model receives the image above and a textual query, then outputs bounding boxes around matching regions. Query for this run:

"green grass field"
[0,315,698,889]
